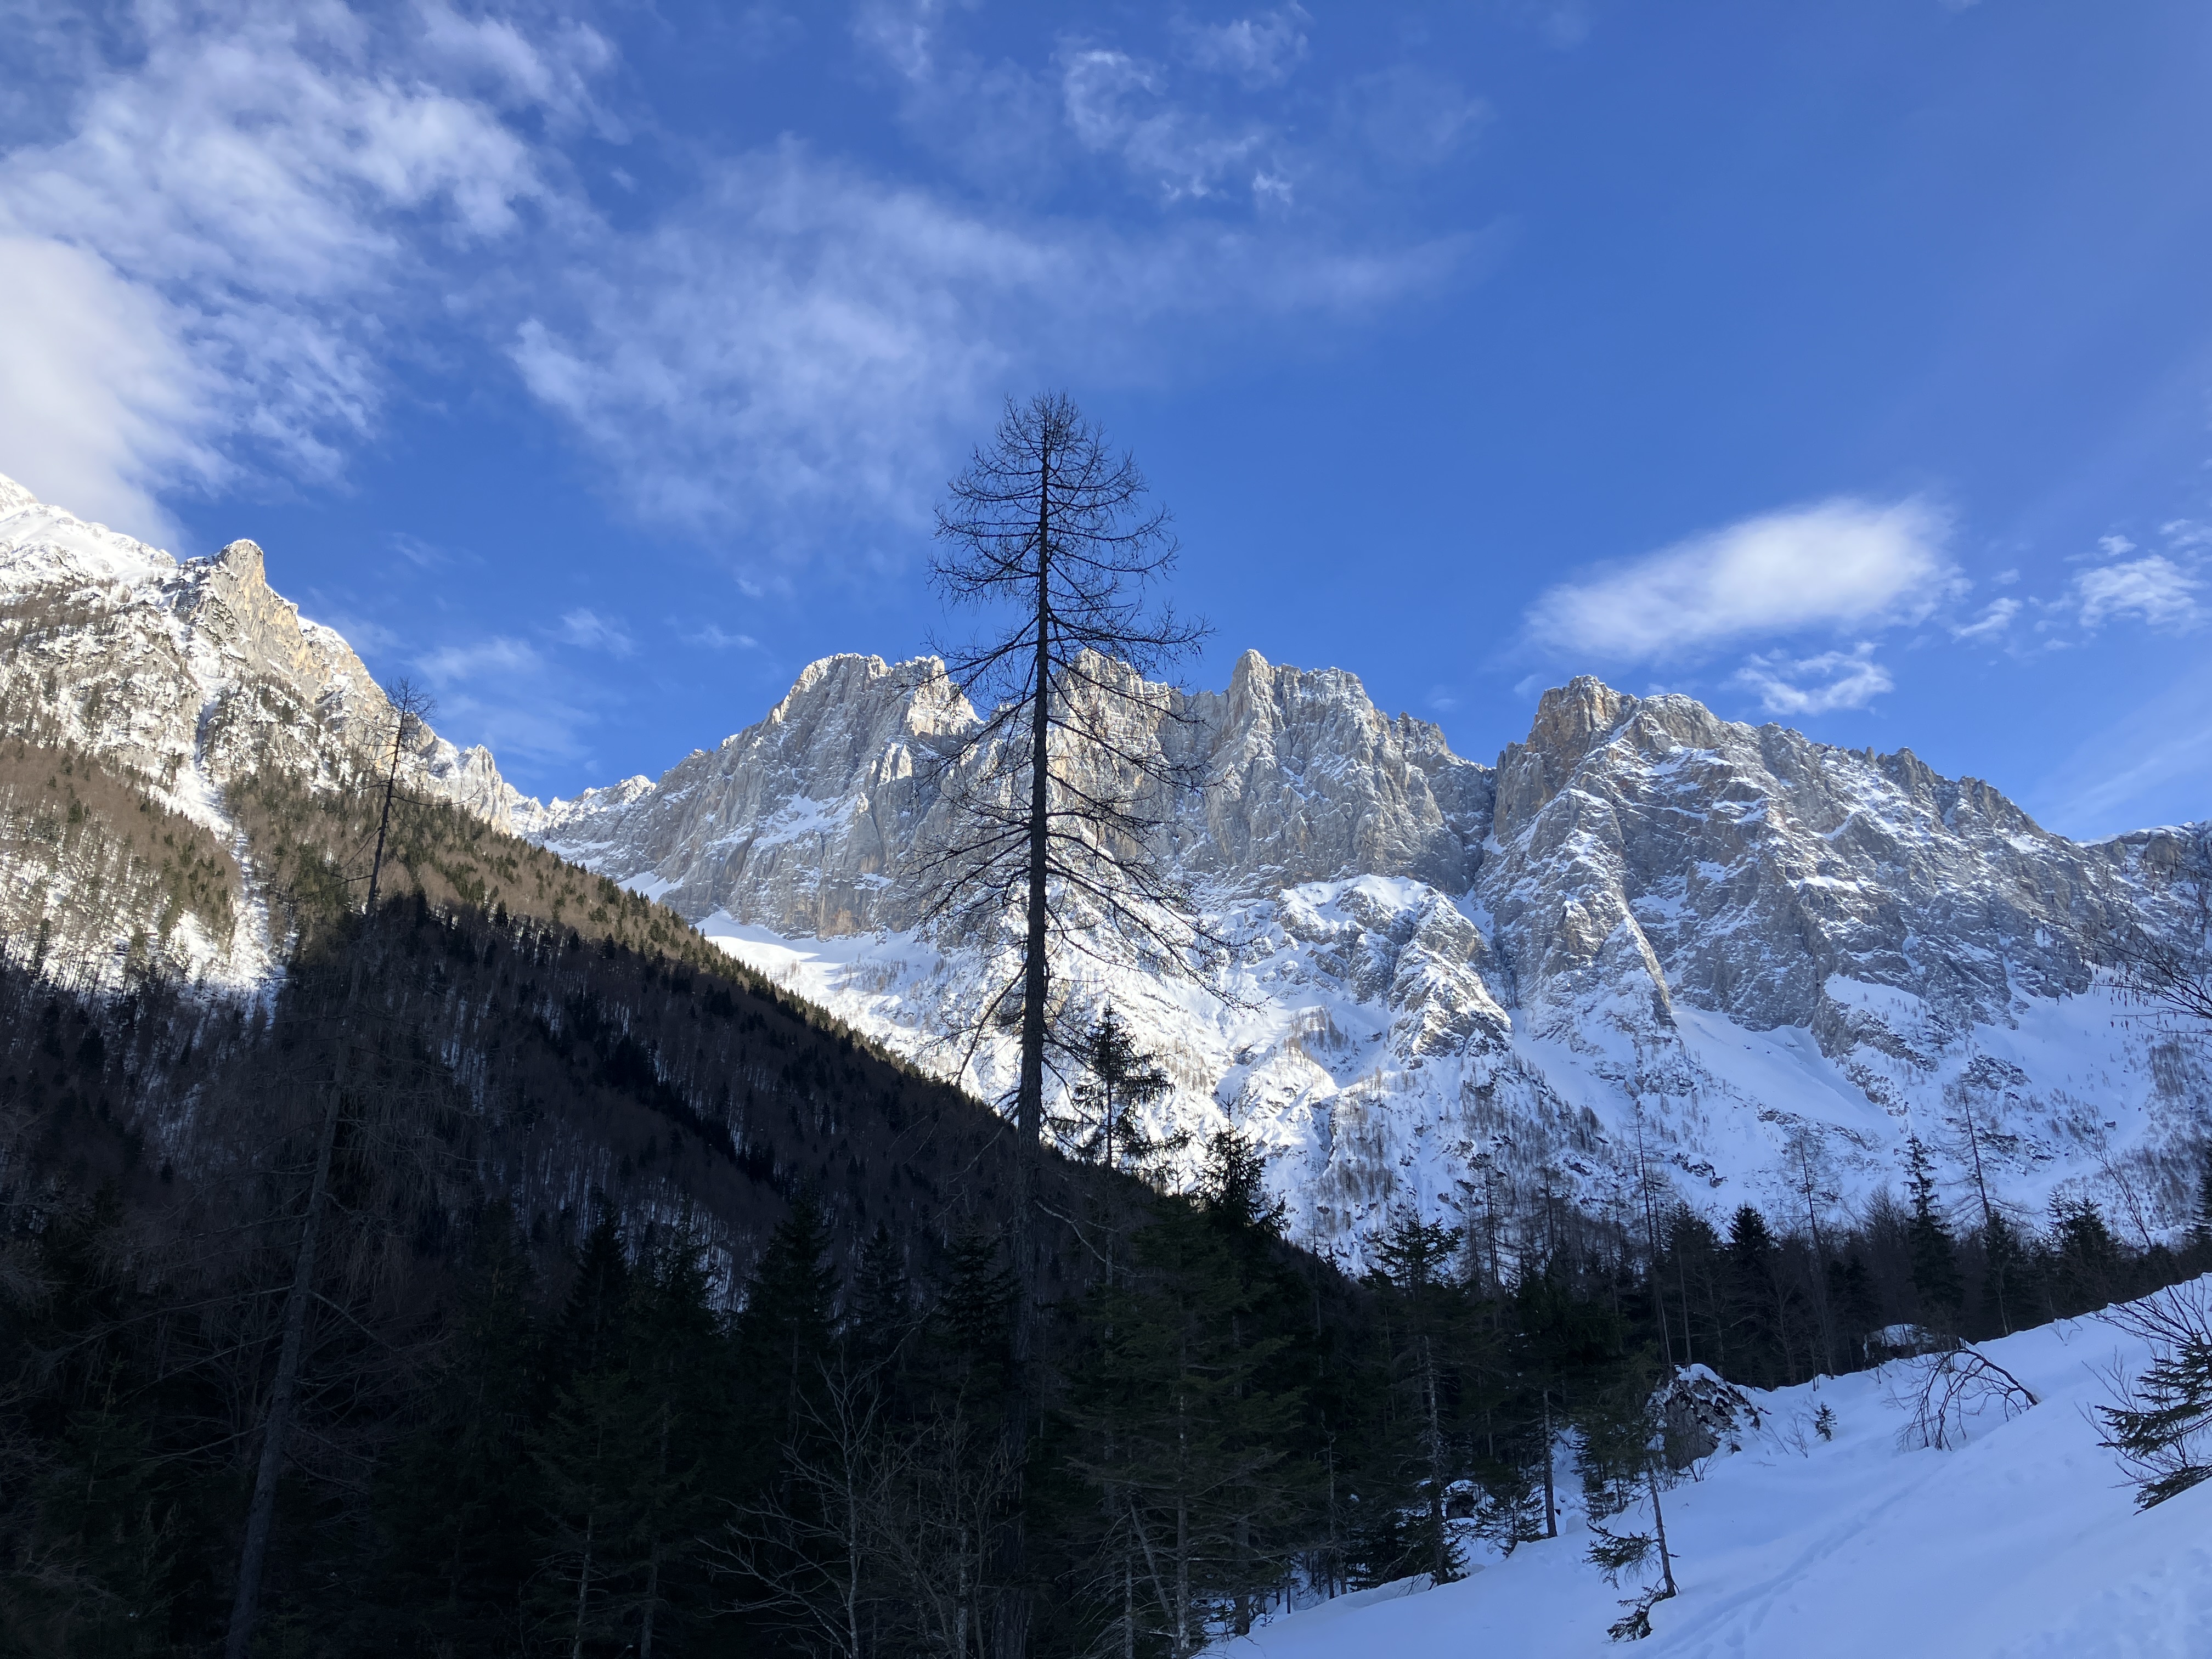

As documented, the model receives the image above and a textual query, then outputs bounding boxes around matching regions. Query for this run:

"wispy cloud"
[2034,656,2212,838]
[682,623,761,651]
[512,140,1469,539]
[0,0,600,533]
[1950,596,2021,642]
[1179,9,1311,89]
[416,636,545,685]
[1730,644,1893,715]
[2070,555,2200,631]
[1523,497,1955,663]
[558,608,635,655]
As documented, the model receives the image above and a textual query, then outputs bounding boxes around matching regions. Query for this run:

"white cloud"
[1731,644,1893,716]
[684,623,761,651]
[0,1,595,529]
[1059,47,1269,201]
[416,636,545,685]
[2072,555,2201,631]
[1524,497,1954,663]
[1950,596,2020,642]
[0,235,219,542]
[1181,9,1310,88]
[557,608,634,655]
[433,690,593,769]
[511,141,1467,536]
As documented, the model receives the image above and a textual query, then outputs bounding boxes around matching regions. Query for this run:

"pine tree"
[1054,1004,1184,1180]
[845,1222,916,1372]
[1361,1212,1467,1588]
[1725,1205,1785,1386]
[1904,1137,1962,1330]
[2186,1150,2212,1268]
[371,1207,545,1654]
[618,1230,733,1656]
[1980,1209,2027,1338]
[1069,1197,1304,1656]
[2051,1194,2123,1316]
[733,1192,842,1448]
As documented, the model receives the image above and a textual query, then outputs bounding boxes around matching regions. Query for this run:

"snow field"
[1214,1286,2212,1659]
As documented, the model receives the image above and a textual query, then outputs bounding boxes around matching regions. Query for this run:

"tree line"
[6,922,2208,1655]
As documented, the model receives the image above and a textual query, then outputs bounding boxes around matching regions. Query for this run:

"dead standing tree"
[921,391,1208,1656]
[225,679,435,1659]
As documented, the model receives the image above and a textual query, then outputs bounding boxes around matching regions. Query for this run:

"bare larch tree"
[923,390,1206,1659]
[923,391,1209,1137]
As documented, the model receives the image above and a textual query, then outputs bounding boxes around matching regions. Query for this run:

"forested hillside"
[3,877,2205,1652]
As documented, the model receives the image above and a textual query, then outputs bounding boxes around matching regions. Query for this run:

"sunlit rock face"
[0,475,521,986]
[520,651,2207,1263]
[8,466,2196,1260]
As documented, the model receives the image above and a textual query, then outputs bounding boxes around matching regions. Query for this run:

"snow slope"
[1217,1286,2212,1659]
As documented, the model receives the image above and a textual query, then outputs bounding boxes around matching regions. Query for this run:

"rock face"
[520,655,2208,1261]
[0,474,522,985]
[4,469,2199,1260]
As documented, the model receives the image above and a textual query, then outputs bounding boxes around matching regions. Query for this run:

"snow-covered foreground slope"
[523,652,2209,1263]
[1220,1293,2212,1659]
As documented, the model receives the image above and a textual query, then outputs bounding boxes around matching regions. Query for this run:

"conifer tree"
[2185,1150,2212,1269]
[1980,1209,2028,1338]
[1904,1137,1962,1330]
[1054,1004,1183,1181]
[733,1192,842,1447]
[371,1207,544,1652]
[1362,1212,1467,1588]
[1070,1197,1303,1657]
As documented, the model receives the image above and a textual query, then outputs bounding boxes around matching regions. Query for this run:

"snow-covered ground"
[1217,1286,2212,1659]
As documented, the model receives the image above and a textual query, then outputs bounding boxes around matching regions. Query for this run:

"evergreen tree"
[1904,1138,1962,1329]
[2050,1195,2123,1316]
[1069,1197,1304,1657]
[1359,1212,1467,1588]
[1825,1251,1879,1363]
[1725,1205,1785,1386]
[618,1230,733,1655]
[1056,1004,1184,1181]
[2185,1150,2212,1268]
[845,1221,917,1372]
[1979,1209,2028,1338]
[733,1192,842,1451]
[370,1207,544,1655]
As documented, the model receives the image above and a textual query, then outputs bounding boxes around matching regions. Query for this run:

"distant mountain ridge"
[0,472,2200,1259]
[516,649,2207,1260]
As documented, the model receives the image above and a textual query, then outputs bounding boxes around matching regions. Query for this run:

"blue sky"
[2,1,2208,837]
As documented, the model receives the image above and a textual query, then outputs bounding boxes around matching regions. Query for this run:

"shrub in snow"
[1891,1344,2039,1451]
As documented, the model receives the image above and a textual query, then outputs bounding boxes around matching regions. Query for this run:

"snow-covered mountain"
[516,650,2209,1261]
[0,473,521,986]
[0,469,2199,1258]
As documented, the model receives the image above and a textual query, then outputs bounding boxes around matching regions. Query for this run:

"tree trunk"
[1646,1469,1677,1599]
[1541,1393,1557,1538]
[223,1070,343,1659]
[225,953,368,1659]
[571,1510,595,1659]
